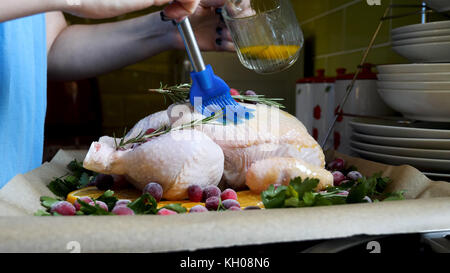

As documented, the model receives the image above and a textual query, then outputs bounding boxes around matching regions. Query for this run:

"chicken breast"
[246,157,334,193]
[83,129,224,200]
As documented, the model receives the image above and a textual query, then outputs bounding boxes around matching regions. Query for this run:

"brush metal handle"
[177,18,206,72]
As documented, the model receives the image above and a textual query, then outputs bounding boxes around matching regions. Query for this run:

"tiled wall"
[64,8,182,136]
[291,0,446,77]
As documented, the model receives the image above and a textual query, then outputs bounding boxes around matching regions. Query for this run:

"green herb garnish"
[150,83,285,109]
[261,173,405,209]
[47,160,97,198]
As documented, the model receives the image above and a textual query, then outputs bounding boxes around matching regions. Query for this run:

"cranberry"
[332,171,346,186]
[74,196,93,211]
[327,158,345,171]
[244,206,261,210]
[143,182,163,202]
[189,205,208,213]
[244,90,257,96]
[188,185,203,202]
[347,171,363,181]
[202,185,221,202]
[115,199,131,207]
[50,201,76,216]
[272,184,282,190]
[230,88,240,96]
[157,208,177,215]
[94,174,114,190]
[89,200,108,211]
[222,199,240,209]
[220,189,237,201]
[205,196,221,211]
[112,206,135,215]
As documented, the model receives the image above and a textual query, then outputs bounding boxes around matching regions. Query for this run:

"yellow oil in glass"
[237,45,301,73]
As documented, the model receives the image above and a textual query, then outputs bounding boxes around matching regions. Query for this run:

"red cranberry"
[189,205,208,213]
[332,171,346,186]
[74,196,93,211]
[205,196,221,211]
[222,199,240,209]
[188,185,203,202]
[327,158,345,171]
[157,208,177,215]
[202,186,221,202]
[220,189,237,201]
[143,182,163,202]
[51,201,76,216]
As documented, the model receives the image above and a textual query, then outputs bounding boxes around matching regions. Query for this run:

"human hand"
[58,0,200,20]
[172,0,235,52]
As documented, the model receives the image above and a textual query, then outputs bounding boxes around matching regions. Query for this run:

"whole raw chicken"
[84,103,333,200]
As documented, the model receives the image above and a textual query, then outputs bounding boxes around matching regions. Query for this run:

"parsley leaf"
[290,177,319,199]
[47,159,98,198]
[95,190,119,211]
[159,203,187,214]
[40,196,61,209]
[127,193,158,214]
[34,209,52,216]
[78,199,112,215]
[261,184,287,209]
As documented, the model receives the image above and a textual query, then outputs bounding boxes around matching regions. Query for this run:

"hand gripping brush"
[177,18,254,124]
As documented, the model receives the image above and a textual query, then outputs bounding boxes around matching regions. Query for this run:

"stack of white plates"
[425,0,450,12]
[350,118,450,181]
[376,64,450,122]
[391,20,450,63]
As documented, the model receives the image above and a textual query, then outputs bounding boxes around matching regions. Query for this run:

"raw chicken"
[83,129,224,200]
[83,102,333,200]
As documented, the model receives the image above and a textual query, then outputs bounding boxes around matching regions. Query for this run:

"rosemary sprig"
[149,83,285,108]
[114,111,223,150]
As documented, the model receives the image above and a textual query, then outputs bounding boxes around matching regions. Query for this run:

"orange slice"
[67,186,264,211]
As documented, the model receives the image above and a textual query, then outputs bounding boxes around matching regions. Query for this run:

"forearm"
[48,12,181,81]
[0,0,58,22]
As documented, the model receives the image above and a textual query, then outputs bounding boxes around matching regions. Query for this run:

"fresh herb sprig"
[114,111,223,150]
[149,83,285,109]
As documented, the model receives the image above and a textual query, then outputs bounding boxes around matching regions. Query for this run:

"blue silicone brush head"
[189,65,254,124]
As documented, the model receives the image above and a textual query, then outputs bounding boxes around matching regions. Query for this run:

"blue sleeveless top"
[0,14,47,187]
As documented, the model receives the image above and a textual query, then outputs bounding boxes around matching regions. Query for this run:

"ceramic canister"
[296,77,315,135]
[334,64,395,155]
[310,69,335,148]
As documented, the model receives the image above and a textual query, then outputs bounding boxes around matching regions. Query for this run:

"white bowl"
[424,0,450,12]
[392,35,450,47]
[392,28,450,41]
[377,89,450,122]
[377,72,450,82]
[392,41,450,63]
[377,81,450,90]
[377,63,450,74]
[392,21,450,36]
